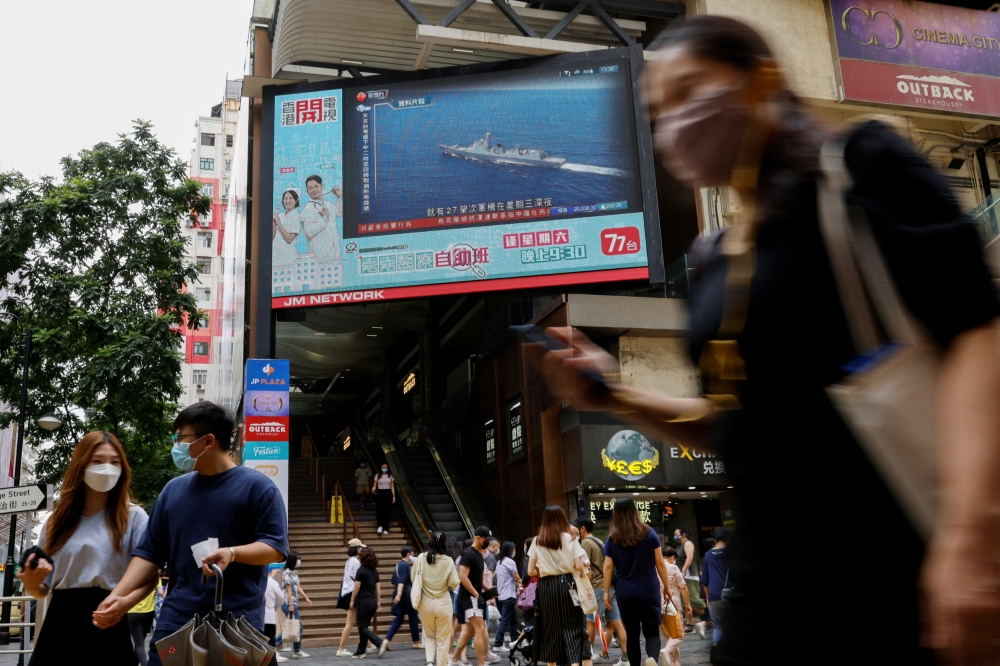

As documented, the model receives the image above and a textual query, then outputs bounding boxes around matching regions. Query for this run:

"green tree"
[0,121,209,507]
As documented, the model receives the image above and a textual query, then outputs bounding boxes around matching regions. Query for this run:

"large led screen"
[268,49,659,308]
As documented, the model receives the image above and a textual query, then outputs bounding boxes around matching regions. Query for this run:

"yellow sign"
[403,373,417,395]
[601,447,659,479]
[330,495,344,524]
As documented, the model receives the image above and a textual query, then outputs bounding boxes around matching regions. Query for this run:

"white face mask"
[84,463,122,493]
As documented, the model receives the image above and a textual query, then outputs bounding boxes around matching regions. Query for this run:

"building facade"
[179,80,243,408]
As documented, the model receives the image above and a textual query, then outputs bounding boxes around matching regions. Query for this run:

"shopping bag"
[517,576,538,610]
[573,574,598,615]
[282,617,302,643]
[818,141,940,540]
[661,600,683,640]
[410,554,424,608]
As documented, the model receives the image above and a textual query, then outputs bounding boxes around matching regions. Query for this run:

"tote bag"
[410,554,424,608]
[662,599,684,640]
[573,573,599,615]
[817,141,940,541]
[281,617,301,643]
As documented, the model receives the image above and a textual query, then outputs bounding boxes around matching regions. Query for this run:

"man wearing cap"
[455,527,494,666]
[336,538,367,657]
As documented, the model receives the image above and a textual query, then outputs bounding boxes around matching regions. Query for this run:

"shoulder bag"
[410,554,424,607]
[572,573,599,615]
[817,140,940,540]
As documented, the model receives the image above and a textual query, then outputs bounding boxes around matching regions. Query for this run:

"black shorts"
[458,593,486,621]
[337,593,352,611]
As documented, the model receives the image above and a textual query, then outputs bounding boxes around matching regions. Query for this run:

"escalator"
[400,444,467,540]
[966,192,1000,277]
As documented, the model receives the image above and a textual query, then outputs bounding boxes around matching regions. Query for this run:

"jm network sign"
[243,359,290,514]
[831,0,1000,117]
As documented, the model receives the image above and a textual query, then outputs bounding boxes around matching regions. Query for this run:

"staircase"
[287,457,417,649]
[400,444,468,541]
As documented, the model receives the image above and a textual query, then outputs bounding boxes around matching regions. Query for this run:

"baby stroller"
[508,624,534,666]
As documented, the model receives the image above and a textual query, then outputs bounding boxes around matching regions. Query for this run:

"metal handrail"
[397,485,432,541]
[0,594,42,655]
[333,478,361,545]
[424,441,476,538]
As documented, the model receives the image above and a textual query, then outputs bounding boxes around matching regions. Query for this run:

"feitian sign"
[830,0,1000,117]
[244,359,290,514]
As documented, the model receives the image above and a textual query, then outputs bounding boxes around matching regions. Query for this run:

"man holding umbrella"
[93,402,288,666]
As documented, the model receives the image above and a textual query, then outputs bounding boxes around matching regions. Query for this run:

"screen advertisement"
[830,0,1000,117]
[266,49,660,309]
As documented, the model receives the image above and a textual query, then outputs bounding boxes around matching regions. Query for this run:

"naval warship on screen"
[439,132,566,169]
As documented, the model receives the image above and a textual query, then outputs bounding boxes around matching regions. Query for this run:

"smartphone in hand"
[509,325,611,398]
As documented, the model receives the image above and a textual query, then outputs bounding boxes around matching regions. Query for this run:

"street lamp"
[0,313,29,645]
[36,412,61,431]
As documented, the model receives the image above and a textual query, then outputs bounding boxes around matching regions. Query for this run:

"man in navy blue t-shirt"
[699,527,730,646]
[94,402,288,666]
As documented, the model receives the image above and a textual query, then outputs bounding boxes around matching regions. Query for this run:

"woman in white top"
[19,431,149,666]
[336,541,365,657]
[300,175,342,262]
[371,464,395,535]
[414,532,460,666]
[272,189,302,270]
[264,569,287,663]
[527,505,591,666]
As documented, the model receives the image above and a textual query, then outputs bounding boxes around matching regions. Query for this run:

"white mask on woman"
[83,463,121,493]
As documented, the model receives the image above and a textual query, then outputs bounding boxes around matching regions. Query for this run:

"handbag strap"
[817,141,921,352]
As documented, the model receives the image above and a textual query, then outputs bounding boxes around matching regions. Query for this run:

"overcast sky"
[1,0,253,181]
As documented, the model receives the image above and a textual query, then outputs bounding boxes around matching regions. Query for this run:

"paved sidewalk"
[0,629,713,665]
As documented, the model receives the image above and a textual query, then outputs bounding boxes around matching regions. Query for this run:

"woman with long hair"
[415,532,460,666]
[282,551,313,659]
[527,505,590,666]
[351,548,388,657]
[528,14,1000,664]
[17,431,149,665]
[602,498,671,666]
[493,541,522,652]
[272,189,302,272]
[371,463,395,535]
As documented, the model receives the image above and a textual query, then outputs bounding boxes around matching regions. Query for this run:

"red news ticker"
[358,207,552,234]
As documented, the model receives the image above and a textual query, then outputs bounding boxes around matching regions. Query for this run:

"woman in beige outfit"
[414,532,461,666]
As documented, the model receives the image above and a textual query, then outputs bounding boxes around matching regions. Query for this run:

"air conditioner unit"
[196,384,206,391]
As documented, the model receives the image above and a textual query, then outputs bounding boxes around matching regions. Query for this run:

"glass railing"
[966,191,1000,246]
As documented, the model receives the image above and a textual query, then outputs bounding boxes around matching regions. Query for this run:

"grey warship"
[439,132,566,169]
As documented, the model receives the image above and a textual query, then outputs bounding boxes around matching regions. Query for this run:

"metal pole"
[0,329,30,645]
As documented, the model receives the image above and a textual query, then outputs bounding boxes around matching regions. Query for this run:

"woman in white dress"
[272,189,302,269]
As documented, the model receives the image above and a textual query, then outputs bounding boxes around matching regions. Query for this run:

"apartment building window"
[224,184,230,198]
[200,183,214,197]
[198,314,210,329]
[196,258,212,274]
[484,415,496,469]
[200,158,215,171]
[225,159,231,171]
[201,133,216,146]
[196,287,211,302]
[197,232,212,249]
[193,342,209,356]
[508,396,524,462]
[201,208,212,223]
[192,370,208,384]
[226,134,234,148]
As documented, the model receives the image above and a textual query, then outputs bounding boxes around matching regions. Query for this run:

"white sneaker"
[377,526,383,534]
[614,659,628,666]
[366,646,378,654]
[694,621,707,640]
[276,657,289,664]
[337,649,353,657]
[494,645,510,653]
[293,652,311,658]
[378,641,389,657]
[352,654,366,659]
[644,658,657,666]
[281,646,293,652]
[383,529,389,534]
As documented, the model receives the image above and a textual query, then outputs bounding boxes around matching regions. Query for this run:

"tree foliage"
[0,121,209,507]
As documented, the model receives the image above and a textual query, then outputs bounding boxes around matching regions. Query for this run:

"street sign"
[0,485,51,514]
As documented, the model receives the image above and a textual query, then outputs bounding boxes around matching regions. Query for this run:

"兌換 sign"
[830,0,1000,117]
[243,359,290,514]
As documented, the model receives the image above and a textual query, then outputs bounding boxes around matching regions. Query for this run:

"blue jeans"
[708,601,724,645]
[386,592,419,641]
[282,602,302,652]
[494,598,518,646]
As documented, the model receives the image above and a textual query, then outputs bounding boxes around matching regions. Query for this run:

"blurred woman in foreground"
[527,15,1000,666]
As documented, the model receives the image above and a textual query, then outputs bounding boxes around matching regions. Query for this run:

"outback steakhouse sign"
[831,0,1000,117]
